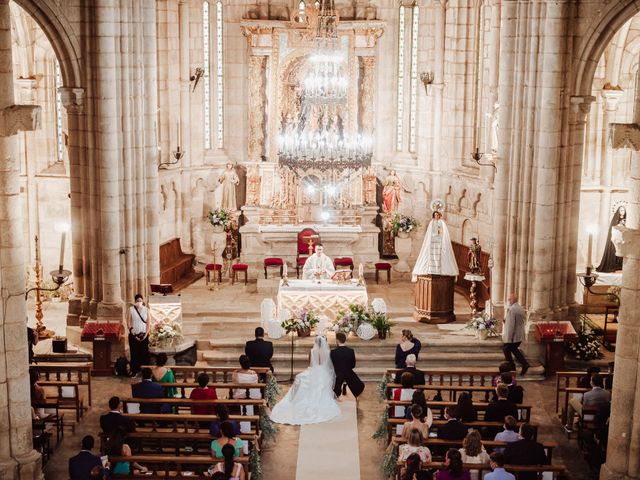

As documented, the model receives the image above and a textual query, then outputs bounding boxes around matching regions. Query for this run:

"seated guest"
[459,430,490,480]
[151,353,177,398]
[210,421,244,459]
[503,423,548,480]
[106,428,147,475]
[399,429,432,464]
[564,373,611,433]
[437,406,468,440]
[436,448,471,480]
[100,396,135,435]
[244,327,274,373]
[406,390,429,420]
[69,435,103,480]
[578,366,601,389]
[492,362,517,387]
[402,404,433,440]
[232,355,260,399]
[485,384,518,424]
[190,372,218,415]
[131,367,168,414]
[500,374,524,404]
[485,452,515,480]
[29,370,46,403]
[456,392,477,423]
[210,405,241,438]
[395,354,426,385]
[403,452,433,480]
[210,443,246,480]
[393,372,416,418]
[395,329,422,368]
[493,415,520,453]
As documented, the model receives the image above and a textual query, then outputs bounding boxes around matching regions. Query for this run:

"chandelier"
[303,53,348,102]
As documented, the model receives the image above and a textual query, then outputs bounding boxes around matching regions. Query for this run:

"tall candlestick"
[586,233,593,269]
[177,122,181,147]
[58,231,66,272]
[283,263,288,278]
[358,263,364,278]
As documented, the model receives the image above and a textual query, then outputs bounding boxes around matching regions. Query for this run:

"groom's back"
[331,346,355,372]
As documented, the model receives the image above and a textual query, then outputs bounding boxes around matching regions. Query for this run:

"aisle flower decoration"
[248,444,262,480]
[372,408,390,443]
[391,213,420,235]
[332,303,369,335]
[567,327,603,361]
[149,318,183,347]
[258,406,278,445]
[381,442,399,477]
[465,309,497,337]
[281,308,319,334]
[264,373,281,408]
[208,208,232,230]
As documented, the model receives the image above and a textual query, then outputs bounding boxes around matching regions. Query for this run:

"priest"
[302,244,335,280]
[412,210,459,280]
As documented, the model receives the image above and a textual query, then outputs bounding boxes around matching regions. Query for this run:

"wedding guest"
[402,404,433,440]
[210,405,241,438]
[578,366,601,388]
[232,355,260,400]
[190,372,218,415]
[485,384,518,425]
[100,396,135,435]
[564,373,611,433]
[502,293,529,376]
[132,368,168,414]
[393,372,417,418]
[68,435,103,480]
[151,353,178,398]
[404,452,433,480]
[500,374,524,404]
[210,421,243,459]
[459,430,490,480]
[503,423,548,480]
[395,354,426,385]
[395,330,422,368]
[485,452,515,480]
[493,415,520,453]
[406,390,429,421]
[456,393,477,422]
[244,327,273,373]
[437,407,468,440]
[210,443,246,479]
[27,325,38,364]
[106,428,147,475]
[492,362,517,387]
[399,429,432,463]
[436,448,471,480]
[127,293,150,376]
[29,370,46,403]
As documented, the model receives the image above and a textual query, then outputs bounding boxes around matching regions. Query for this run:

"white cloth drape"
[412,218,459,281]
[302,254,336,280]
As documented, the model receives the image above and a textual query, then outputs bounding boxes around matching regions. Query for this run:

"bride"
[270,336,341,425]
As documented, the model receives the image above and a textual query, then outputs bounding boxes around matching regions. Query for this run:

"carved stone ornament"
[612,225,640,260]
[0,104,42,137]
[610,123,640,151]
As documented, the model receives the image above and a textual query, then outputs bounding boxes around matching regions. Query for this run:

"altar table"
[277,279,368,320]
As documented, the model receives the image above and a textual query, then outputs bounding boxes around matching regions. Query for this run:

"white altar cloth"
[259,224,362,233]
[277,279,368,320]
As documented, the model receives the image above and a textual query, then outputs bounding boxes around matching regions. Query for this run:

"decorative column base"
[599,462,639,480]
[0,450,43,480]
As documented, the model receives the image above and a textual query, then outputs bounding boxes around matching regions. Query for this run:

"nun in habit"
[596,206,626,273]
[412,210,459,281]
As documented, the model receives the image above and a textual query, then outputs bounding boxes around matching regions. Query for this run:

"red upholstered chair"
[264,257,284,279]
[334,257,354,271]
[296,228,320,278]
[231,263,249,285]
[375,262,392,284]
[205,263,223,285]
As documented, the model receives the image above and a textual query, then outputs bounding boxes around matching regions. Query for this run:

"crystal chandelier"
[303,53,348,102]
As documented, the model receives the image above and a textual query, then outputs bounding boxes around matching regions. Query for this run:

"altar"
[277,279,368,320]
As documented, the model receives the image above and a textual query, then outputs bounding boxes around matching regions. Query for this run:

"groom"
[330,332,365,398]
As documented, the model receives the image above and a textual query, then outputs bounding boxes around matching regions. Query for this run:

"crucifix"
[303,234,320,255]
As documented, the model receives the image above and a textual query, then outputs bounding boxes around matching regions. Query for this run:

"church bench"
[108,454,249,478]
[386,383,518,402]
[30,362,93,405]
[395,462,565,480]
[38,381,86,423]
[142,365,271,383]
[385,368,497,386]
[156,382,266,399]
[122,397,265,416]
[31,399,65,444]
[554,371,613,424]
[386,400,532,422]
[159,238,201,291]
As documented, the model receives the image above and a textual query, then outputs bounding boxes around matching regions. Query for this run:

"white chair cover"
[371,298,387,314]
[264,307,286,339]
[357,323,376,340]
[315,314,330,335]
[260,298,277,328]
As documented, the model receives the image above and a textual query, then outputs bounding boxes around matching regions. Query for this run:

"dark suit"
[437,419,469,440]
[394,367,426,385]
[68,450,102,480]
[100,411,135,435]
[245,338,274,372]
[330,345,365,397]
[504,439,549,480]
[131,379,167,414]
[485,399,519,422]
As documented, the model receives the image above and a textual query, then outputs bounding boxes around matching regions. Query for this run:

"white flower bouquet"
[149,318,183,347]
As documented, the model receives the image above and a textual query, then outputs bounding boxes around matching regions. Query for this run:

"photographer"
[127,293,150,377]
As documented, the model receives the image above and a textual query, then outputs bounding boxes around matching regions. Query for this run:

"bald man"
[502,293,529,375]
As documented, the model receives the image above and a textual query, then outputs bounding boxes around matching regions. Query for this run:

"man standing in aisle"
[502,293,529,375]
[127,293,150,376]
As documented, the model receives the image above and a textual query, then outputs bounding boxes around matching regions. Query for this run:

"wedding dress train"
[270,336,341,425]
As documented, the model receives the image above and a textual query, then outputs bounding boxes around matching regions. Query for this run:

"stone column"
[95,0,123,317]
[0,0,44,477]
[179,0,192,251]
[430,0,446,183]
[600,226,640,480]
[247,55,267,161]
[359,56,376,139]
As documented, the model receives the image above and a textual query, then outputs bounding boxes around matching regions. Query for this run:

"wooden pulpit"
[414,274,456,323]
[81,322,123,376]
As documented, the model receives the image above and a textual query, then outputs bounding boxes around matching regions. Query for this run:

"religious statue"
[596,205,627,273]
[468,237,482,274]
[302,244,336,281]
[412,205,459,281]
[218,163,240,211]
[381,169,408,214]
[363,165,377,206]
[246,164,261,207]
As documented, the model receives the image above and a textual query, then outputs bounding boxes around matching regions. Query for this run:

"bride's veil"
[310,336,336,381]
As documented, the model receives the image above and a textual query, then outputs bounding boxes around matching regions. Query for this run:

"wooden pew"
[385,368,497,386]
[109,454,249,478]
[30,362,93,405]
[32,398,64,444]
[141,365,272,383]
[386,383,503,402]
[397,462,565,480]
[554,371,613,424]
[159,238,201,291]
[155,382,266,399]
[122,397,265,416]
[39,381,85,422]
[386,400,532,422]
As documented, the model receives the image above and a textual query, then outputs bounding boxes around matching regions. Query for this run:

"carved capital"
[612,226,640,260]
[610,123,640,151]
[59,87,85,113]
[570,95,596,116]
[601,89,624,112]
[0,105,41,137]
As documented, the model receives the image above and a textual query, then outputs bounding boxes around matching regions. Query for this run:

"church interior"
[2,0,640,479]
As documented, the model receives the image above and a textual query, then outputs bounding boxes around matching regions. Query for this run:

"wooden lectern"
[414,274,456,323]
[81,322,123,376]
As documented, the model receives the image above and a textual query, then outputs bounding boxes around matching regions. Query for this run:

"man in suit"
[504,423,548,480]
[437,406,468,440]
[502,292,529,375]
[131,368,167,413]
[68,435,102,480]
[330,332,365,398]
[245,327,273,372]
[486,384,519,424]
[564,373,611,432]
[394,354,425,385]
[100,396,135,435]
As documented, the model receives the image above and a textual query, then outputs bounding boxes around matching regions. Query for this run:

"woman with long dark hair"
[456,393,477,423]
[435,449,470,480]
[210,443,245,479]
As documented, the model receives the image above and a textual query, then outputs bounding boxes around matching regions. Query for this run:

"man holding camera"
[127,293,150,376]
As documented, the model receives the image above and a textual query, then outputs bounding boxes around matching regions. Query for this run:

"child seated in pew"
[232,355,260,401]
[209,444,245,480]
[403,453,433,480]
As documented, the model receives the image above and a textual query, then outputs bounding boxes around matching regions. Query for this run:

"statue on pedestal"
[381,169,406,214]
[218,163,240,211]
[468,237,482,274]
[412,203,459,281]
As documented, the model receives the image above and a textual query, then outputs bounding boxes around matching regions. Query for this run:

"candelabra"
[159,145,185,169]
[471,147,497,171]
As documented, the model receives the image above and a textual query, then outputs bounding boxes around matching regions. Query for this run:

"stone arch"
[461,218,475,244]
[13,0,82,88]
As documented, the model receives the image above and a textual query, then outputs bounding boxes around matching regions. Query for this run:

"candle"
[177,122,181,147]
[358,263,364,278]
[283,263,288,278]
[586,233,593,269]
[59,230,66,272]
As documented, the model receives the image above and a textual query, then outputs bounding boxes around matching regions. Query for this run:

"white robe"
[412,218,459,281]
[302,254,336,280]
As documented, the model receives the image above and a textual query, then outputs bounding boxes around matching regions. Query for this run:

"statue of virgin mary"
[412,206,459,281]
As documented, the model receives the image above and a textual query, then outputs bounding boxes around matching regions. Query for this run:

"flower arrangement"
[370,310,393,339]
[607,286,621,305]
[391,213,420,235]
[281,308,319,334]
[208,208,232,230]
[149,318,183,347]
[264,373,281,409]
[333,303,369,334]
[466,309,498,336]
[567,327,603,361]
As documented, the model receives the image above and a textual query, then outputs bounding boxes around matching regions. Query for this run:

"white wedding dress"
[270,336,341,425]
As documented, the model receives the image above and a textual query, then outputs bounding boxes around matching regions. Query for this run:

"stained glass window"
[55,59,64,162]
[396,5,406,151]
[203,1,211,149]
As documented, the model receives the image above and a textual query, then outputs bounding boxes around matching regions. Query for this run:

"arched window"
[396,2,420,153]
[203,0,224,150]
